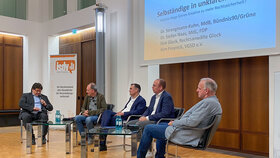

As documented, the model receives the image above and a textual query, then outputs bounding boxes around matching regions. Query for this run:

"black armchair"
[156,107,185,124]
[165,114,222,158]
[123,115,142,125]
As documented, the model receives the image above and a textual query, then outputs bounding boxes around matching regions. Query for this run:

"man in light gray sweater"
[137,78,222,158]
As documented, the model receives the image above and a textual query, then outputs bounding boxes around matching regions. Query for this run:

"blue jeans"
[75,115,99,135]
[137,124,169,158]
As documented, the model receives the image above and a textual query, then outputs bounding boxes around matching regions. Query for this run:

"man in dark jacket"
[101,83,146,126]
[99,83,146,148]
[19,82,53,145]
[75,82,107,146]
[127,79,175,130]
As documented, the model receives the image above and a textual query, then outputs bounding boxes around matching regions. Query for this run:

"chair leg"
[20,120,23,143]
[123,135,126,150]
[165,142,169,158]
[47,127,50,142]
[175,145,178,158]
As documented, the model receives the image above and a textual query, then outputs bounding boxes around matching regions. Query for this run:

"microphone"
[38,95,45,107]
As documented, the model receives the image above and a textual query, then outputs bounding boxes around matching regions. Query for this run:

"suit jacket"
[81,92,107,116]
[142,91,175,121]
[165,96,222,147]
[121,95,147,120]
[19,92,53,118]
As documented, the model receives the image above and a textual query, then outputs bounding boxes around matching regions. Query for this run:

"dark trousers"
[101,110,118,127]
[20,111,49,137]
[100,110,119,146]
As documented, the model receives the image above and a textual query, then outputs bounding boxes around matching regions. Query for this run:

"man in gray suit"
[137,78,222,158]
[19,83,53,145]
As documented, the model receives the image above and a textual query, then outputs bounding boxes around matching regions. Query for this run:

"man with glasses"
[75,82,107,146]
[19,82,53,145]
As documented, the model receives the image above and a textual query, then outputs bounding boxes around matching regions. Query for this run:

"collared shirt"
[89,96,97,111]
[33,95,42,113]
[122,95,139,113]
[146,91,164,120]
[151,91,163,115]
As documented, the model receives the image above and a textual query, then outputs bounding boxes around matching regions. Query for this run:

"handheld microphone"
[38,95,45,107]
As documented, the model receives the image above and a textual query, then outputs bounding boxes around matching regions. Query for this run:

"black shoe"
[90,145,107,152]
[32,134,36,145]
[100,145,107,151]
[42,137,46,144]
[32,138,36,145]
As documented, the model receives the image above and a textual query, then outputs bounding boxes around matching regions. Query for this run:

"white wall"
[27,0,47,22]
[269,55,280,158]
[131,0,149,102]
[103,0,142,111]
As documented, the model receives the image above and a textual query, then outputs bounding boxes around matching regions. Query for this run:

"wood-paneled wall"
[209,59,241,150]
[0,34,23,111]
[59,28,96,114]
[0,35,3,110]
[160,64,183,107]
[241,57,268,154]
[183,61,209,110]
[160,56,268,155]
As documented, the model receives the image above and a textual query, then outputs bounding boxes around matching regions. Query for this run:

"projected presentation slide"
[144,0,276,60]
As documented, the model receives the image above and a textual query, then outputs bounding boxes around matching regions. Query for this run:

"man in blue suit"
[137,78,222,158]
[127,79,175,131]
[101,83,146,126]
[99,83,146,149]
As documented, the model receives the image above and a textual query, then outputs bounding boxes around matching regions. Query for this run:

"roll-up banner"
[49,54,77,122]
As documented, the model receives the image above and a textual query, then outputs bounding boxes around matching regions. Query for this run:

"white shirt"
[146,91,163,120]
[122,95,139,113]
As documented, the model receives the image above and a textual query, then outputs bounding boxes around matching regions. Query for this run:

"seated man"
[75,82,107,146]
[100,83,146,145]
[127,79,175,131]
[19,83,53,145]
[101,83,146,126]
[137,78,223,158]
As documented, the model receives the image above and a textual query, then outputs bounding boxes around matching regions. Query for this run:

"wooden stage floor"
[0,126,243,158]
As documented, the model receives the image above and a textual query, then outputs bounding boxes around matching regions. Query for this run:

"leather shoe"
[100,145,107,151]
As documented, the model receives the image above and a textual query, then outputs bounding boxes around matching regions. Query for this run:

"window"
[0,0,26,20]
[53,0,67,19]
[77,0,96,10]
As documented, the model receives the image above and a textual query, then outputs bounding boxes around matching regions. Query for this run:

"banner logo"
[55,60,75,73]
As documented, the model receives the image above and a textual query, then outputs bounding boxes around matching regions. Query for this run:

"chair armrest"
[156,118,176,124]
[167,120,215,141]
[96,113,102,124]
[179,120,215,131]
[124,115,142,124]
